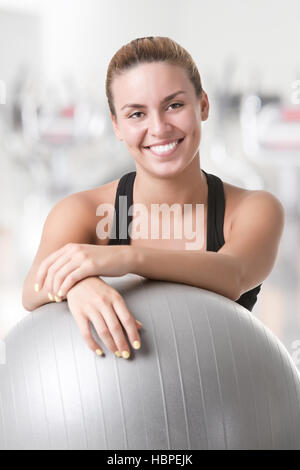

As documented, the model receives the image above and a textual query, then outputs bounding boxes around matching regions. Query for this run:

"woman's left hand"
[35,243,131,299]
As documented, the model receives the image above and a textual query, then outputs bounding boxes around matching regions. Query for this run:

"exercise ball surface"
[1,274,300,450]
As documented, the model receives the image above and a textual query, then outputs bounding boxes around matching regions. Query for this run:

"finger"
[74,312,104,356]
[56,264,94,298]
[113,297,141,352]
[99,303,131,358]
[36,245,69,291]
[87,308,120,357]
[136,319,143,329]
[44,255,72,296]
[52,260,79,297]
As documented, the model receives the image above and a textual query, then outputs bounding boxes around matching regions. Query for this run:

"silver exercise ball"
[1,274,300,450]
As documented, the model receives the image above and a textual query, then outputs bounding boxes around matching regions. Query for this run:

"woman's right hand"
[66,276,142,359]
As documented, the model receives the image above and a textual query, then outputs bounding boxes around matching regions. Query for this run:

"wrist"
[66,276,99,299]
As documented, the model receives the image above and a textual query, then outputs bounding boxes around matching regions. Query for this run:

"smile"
[143,138,184,156]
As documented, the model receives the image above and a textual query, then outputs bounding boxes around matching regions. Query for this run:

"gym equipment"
[1,274,299,449]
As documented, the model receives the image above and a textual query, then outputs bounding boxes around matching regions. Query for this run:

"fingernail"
[136,320,143,327]
[115,351,121,358]
[96,349,103,356]
[54,295,62,302]
[34,283,40,292]
[122,350,130,359]
[48,293,54,301]
[57,290,63,297]
[133,340,141,350]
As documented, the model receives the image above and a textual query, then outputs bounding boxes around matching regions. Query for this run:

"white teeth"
[149,140,179,154]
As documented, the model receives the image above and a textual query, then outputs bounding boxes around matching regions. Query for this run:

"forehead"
[112,62,193,104]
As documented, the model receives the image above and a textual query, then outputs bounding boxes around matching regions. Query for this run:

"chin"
[144,161,189,179]
[134,148,196,178]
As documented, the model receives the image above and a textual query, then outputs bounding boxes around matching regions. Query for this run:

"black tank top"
[108,170,262,311]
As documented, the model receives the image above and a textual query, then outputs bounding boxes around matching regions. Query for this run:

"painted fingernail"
[48,293,54,301]
[133,340,141,350]
[57,290,63,297]
[122,350,130,359]
[34,283,40,292]
[96,349,103,356]
[135,320,143,327]
[115,351,121,358]
[54,296,62,302]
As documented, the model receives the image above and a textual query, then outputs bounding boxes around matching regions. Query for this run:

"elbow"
[22,303,33,313]
[22,286,34,312]
[224,284,240,302]
[230,266,243,302]
[230,288,242,302]
[22,297,32,312]
[224,261,243,302]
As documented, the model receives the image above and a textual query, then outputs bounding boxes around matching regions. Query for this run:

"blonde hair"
[105,36,203,118]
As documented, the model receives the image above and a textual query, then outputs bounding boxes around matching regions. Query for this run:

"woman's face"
[110,61,209,178]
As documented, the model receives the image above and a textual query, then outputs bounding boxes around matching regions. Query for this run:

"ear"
[200,90,209,121]
[110,113,123,141]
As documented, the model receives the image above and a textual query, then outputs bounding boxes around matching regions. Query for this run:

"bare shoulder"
[44,178,119,237]
[79,177,120,208]
[222,181,252,238]
[223,181,285,239]
[225,182,285,229]
[68,177,120,244]
[219,185,285,294]
[60,178,120,215]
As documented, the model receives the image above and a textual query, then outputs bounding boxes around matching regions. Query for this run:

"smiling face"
[110,61,209,178]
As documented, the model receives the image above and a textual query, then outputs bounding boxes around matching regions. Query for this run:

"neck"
[133,154,208,209]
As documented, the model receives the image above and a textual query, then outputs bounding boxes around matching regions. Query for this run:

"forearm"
[22,274,103,311]
[130,247,241,301]
[22,279,63,311]
[23,243,130,311]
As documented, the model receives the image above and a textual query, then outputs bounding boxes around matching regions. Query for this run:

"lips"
[143,138,184,149]
[143,137,185,157]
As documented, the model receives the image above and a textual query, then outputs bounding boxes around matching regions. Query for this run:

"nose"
[147,111,173,136]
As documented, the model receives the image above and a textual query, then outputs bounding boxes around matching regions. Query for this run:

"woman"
[22,36,285,360]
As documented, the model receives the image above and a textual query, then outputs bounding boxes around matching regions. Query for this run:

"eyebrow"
[120,90,186,111]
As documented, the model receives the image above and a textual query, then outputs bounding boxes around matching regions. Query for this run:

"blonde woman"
[22,37,284,360]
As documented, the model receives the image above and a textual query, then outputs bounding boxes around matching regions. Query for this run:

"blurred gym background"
[0,0,300,369]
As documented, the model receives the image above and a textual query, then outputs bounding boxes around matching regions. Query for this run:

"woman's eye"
[129,111,144,119]
[169,102,183,110]
[128,102,183,119]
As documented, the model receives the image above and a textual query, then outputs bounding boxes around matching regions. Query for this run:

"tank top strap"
[109,169,226,250]
[108,171,136,245]
[202,170,226,252]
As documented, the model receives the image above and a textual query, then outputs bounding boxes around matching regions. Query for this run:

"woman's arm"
[130,248,241,300]
[29,190,284,304]
[129,191,285,301]
[22,193,95,311]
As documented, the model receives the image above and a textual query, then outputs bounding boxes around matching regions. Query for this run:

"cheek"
[180,109,200,132]
[184,114,201,142]
[123,125,144,146]
[194,123,201,140]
